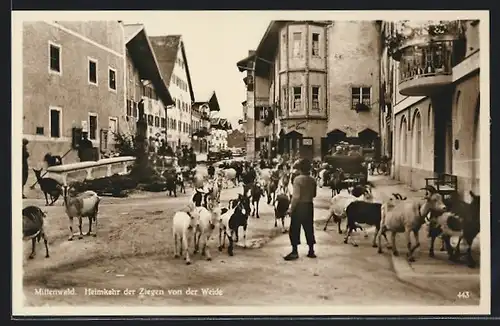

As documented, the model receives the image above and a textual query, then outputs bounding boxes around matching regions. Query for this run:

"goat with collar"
[193,205,228,261]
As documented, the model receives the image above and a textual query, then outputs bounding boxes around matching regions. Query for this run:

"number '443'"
[457,291,470,299]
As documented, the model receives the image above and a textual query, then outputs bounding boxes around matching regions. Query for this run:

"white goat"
[23,205,49,259]
[62,186,100,241]
[377,186,447,262]
[193,205,227,261]
[172,204,201,265]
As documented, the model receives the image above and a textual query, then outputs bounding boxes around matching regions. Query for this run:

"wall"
[280,119,327,159]
[124,50,142,136]
[23,21,125,173]
[326,21,380,137]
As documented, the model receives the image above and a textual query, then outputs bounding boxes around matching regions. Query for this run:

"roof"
[193,91,220,112]
[149,35,196,102]
[124,24,174,107]
[210,117,232,131]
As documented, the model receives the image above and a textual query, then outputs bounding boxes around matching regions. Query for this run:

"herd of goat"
[23,163,480,270]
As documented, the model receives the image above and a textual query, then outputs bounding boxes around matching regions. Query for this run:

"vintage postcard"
[12,10,490,316]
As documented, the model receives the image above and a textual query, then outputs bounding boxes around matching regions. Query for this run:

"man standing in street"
[78,132,93,162]
[22,138,29,199]
[284,158,317,261]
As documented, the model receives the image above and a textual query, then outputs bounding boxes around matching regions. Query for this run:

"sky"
[131,13,271,129]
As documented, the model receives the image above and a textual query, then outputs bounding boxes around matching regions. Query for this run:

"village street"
[22,175,480,307]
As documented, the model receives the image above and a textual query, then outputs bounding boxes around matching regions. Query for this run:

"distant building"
[237,21,381,160]
[150,35,196,150]
[210,129,228,151]
[123,24,174,145]
[192,91,221,153]
[381,20,481,199]
[227,128,246,149]
[23,21,127,171]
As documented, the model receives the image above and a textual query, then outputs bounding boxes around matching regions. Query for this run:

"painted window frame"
[88,57,98,85]
[108,67,117,92]
[88,112,99,141]
[311,33,320,57]
[292,32,302,58]
[351,86,372,110]
[292,86,302,112]
[311,85,320,111]
[412,110,422,165]
[48,41,62,75]
[48,106,62,138]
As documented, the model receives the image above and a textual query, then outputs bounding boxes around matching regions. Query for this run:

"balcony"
[389,21,464,97]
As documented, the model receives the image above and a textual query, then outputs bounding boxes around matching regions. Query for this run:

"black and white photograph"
[12,10,490,316]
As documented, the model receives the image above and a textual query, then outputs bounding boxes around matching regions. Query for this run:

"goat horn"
[424,185,438,194]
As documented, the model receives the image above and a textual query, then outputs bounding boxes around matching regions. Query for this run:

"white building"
[210,129,228,151]
[150,35,196,150]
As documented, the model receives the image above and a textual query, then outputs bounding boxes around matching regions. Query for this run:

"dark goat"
[450,191,480,268]
[266,172,280,205]
[44,153,62,167]
[392,193,407,200]
[218,194,251,256]
[162,170,177,197]
[32,168,62,206]
[250,182,264,219]
[192,190,209,208]
[23,205,49,259]
[274,193,290,233]
[327,168,348,197]
[344,201,389,247]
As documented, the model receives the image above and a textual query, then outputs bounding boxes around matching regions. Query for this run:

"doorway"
[300,137,314,160]
[433,94,453,175]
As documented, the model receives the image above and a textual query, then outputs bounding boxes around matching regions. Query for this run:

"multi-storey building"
[381,20,481,200]
[210,129,228,151]
[23,21,127,174]
[237,21,381,160]
[123,24,174,143]
[227,128,246,149]
[150,35,196,150]
[192,91,221,153]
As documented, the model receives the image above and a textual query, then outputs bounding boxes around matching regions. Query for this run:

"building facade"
[23,21,126,171]
[381,20,481,201]
[123,24,174,145]
[227,128,246,149]
[210,129,228,151]
[150,35,196,150]
[237,21,382,160]
[192,92,222,153]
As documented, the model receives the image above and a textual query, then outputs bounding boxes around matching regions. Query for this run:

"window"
[49,107,61,138]
[351,87,371,109]
[311,86,320,111]
[427,104,433,131]
[292,86,302,112]
[400,117,407,164]
[178,121,182,131]
[147,114,153,126]
[126,99,132,116]
[109,117,118,136]
[88,58,97,84]
[154,116,160,127]
[177,99,181,109]
[49,42,61,74]
[312,33,320,57]
[292,32,302,57]
[133,102,138,118]
[161,117,166,128]
[108,68,117,91]
[281,87,288,115]
[36,127,44,135]
[259,107,267,121]
[413,111,422,164]
[89,113,98,140]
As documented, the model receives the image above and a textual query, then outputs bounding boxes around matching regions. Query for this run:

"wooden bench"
[425,173,458,201]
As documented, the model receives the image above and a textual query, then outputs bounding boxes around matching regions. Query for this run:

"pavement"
[20,175,481,307]
[363,175,481,302]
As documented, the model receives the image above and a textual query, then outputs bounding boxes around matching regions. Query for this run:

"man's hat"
[23,138,29,145]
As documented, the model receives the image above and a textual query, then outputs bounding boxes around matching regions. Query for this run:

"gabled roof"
[149,35,196,102]
[193,91,220,112]
[210,117,232,131]
[124,24,174,107]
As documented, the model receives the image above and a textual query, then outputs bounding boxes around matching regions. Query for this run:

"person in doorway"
[22,138,29,199]
[78,132,93,162]
[284,158,317,261]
